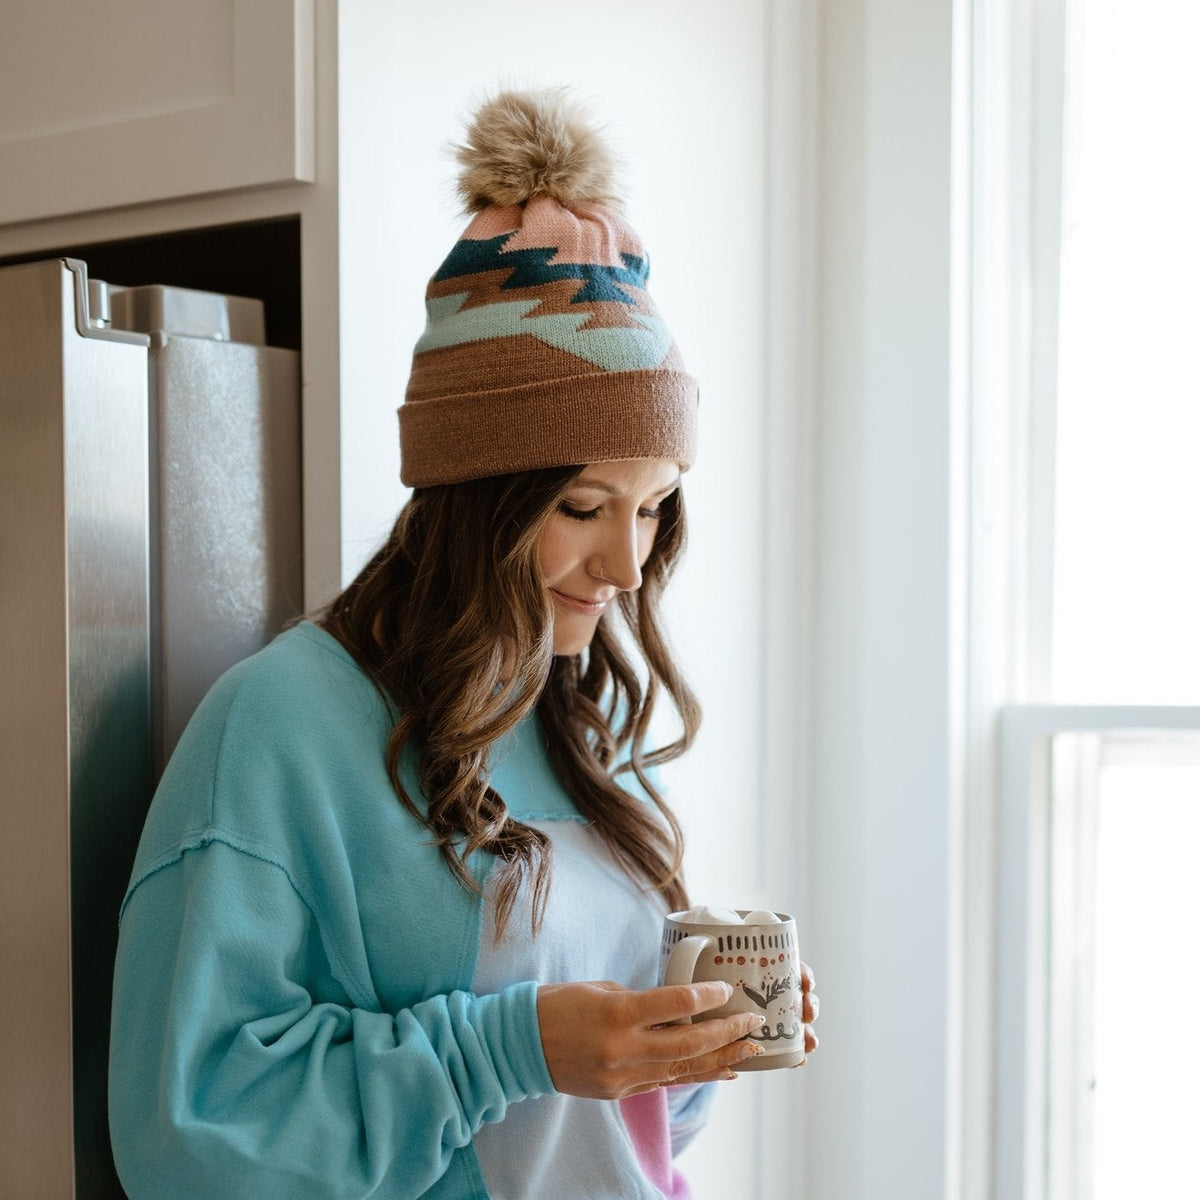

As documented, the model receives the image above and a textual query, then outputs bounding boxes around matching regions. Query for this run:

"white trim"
[1002,705,1200,734]
[1045,731,1100,1200]
[958,0,1040,1192]
[948,0,974,1193]
[759,0,819,1184]
[962,2,1074,1192]
[1025,0,1069,699]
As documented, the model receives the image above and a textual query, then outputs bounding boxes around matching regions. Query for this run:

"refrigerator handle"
[62,258,149,347]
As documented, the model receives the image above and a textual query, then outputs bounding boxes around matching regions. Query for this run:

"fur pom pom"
[455,88,621,213]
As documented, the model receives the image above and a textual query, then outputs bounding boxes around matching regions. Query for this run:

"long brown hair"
[320,465,700,934]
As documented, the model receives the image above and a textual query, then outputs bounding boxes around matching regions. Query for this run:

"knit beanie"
[398,89,699,488]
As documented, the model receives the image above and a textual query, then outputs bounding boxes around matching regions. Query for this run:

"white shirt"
[470,818,670,1200]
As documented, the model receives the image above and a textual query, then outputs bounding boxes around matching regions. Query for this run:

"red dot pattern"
[705,953,795,973]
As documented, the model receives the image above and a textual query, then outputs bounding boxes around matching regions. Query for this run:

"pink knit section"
[618,1090,692,1199]
[501,198,639,268]
[461,206,522,240]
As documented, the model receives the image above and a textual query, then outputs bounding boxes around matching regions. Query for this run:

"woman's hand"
[537,980,768,1098]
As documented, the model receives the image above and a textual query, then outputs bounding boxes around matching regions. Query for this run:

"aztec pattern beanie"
[398,89,699,487]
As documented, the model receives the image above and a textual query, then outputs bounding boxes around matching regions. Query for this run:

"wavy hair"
[319,465,700,936]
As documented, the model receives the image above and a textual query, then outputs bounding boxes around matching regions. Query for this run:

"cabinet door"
[0,0,314,225]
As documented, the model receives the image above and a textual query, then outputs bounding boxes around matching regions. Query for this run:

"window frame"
[995,705,1200,1199]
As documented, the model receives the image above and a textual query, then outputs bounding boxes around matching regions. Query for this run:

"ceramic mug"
[659,909,806,1071]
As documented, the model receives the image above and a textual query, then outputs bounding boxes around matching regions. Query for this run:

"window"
[1050,0,1200,705]
[987,0,1200,1195]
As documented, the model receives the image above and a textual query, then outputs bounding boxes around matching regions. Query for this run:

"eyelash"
[558,502,664,522]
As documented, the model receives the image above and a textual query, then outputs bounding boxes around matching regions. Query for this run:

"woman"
[109,89,818,1200]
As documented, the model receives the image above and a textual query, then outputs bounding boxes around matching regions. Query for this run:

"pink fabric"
[464,198,640,269]
[506,199,639,268]
[619,1089,692,1199]
[462,206,522,240]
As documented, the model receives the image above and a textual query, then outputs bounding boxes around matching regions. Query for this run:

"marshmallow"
[742,909,783,925]
[683,904,744,925]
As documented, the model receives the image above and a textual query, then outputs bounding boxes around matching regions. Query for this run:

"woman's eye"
[559,502,601,521]
[638,507,663,521]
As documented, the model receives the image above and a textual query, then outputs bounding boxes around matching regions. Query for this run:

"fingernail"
[740,1043,766,1060]
[747,1014,767,1028]
[722,1071,738,1081]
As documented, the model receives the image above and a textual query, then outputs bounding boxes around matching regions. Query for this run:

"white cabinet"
[0,0,313,224]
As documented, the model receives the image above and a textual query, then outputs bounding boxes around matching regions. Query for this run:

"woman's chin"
[550,615,601,657]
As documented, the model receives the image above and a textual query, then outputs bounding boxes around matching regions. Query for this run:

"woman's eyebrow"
[572,477,682,498]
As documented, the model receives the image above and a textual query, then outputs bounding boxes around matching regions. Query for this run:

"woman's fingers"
[623,981,734,1028]
[612,981,768,1077]
[676,1032,767,1076]
[537,981,766,1100]
[620,1026,765,1091]
[653,1011,766,1062]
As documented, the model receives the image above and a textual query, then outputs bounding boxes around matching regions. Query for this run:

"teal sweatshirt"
[108,623,562,1199]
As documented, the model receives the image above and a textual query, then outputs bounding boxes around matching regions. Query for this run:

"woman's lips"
[550,588,610,615]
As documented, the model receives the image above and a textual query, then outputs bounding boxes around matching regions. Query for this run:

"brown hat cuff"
[398,369,699,487]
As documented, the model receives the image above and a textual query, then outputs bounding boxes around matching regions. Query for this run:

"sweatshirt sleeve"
[109,837,555,1200]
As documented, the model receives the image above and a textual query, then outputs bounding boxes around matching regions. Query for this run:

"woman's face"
[537,457,681,656]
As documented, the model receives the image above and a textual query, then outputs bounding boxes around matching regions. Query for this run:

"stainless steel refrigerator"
[0,257,302,1198]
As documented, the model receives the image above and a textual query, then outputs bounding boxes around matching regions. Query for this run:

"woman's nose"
[591,522,643,591]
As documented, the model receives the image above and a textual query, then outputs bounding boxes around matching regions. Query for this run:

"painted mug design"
[660,910,805,1071]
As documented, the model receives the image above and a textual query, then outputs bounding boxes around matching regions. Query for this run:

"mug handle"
[662,934,716,1023]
